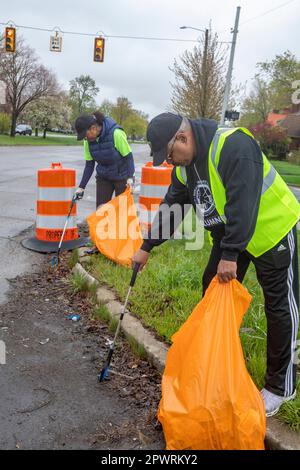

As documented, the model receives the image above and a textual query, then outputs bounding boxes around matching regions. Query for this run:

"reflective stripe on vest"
[208,127,300,257]
[176,166,187,185]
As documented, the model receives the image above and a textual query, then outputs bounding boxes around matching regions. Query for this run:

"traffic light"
[5,27,16,53]
[94,37,105,62]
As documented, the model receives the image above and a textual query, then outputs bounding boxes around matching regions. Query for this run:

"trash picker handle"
[130,263,141,287]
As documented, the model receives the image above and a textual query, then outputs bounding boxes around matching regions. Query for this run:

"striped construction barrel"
[36,162,77,242]
[22,162,89,253]
[138,161,173,235]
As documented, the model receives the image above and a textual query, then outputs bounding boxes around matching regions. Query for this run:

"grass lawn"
[0,133,144,147]
[0,134,82,146]
[82,231,300,432]
[272,160,300,186]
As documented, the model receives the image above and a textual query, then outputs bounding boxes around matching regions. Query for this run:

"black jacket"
[141,118,264,261]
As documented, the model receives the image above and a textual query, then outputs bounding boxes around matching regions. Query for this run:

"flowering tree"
[249,122,290,159]
[22,93,71,138]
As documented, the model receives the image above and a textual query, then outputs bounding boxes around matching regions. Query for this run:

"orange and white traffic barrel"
[138,161,173,236]
[22,162,89,253]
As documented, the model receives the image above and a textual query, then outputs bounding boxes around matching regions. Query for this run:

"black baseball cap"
[147,113,183,166]
[75,114,97,141]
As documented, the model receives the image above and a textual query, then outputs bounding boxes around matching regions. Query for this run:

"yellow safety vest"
[176,127,300,257]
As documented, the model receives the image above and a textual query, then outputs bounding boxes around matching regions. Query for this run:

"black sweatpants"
[96,176,127,208]
[203,225,299,397]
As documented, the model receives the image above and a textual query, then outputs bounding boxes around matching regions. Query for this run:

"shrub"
[287,150,300,165]
[249,122,291,160]
[0,113,11,134]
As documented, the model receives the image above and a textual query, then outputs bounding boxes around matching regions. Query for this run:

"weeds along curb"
[72,262,168,373]
[72,260,300,450]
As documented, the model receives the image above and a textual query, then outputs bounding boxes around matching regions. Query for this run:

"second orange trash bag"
[87,186,142,267]
[158,276,266,450]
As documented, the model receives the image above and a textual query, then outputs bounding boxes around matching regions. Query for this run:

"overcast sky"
[1,0,300,119]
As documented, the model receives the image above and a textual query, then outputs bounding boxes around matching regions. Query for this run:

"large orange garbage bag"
[158,276,266,450]
[87,186,142,266]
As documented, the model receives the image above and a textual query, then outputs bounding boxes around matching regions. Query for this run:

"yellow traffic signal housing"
[94,37,105,62]
[5,27,16,53]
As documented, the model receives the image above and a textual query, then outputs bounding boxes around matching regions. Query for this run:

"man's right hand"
[132,249,150,271]
[74,187,85,200]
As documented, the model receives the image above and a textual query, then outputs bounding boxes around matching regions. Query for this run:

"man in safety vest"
[133,112,300,417]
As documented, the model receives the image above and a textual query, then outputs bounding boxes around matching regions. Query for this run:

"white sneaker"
[261,388,297,417]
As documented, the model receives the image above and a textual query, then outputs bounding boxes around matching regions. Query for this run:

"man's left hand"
[217,260,237,283]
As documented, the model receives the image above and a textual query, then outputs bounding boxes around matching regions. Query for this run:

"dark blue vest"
[88,117,131,181]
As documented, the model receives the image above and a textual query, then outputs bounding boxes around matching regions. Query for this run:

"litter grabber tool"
[98,262,141,383]
[51,193,80,267]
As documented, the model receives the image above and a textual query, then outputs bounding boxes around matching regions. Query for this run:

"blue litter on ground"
[65,314,81,322]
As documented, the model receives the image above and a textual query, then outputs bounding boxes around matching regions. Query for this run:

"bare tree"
[170,31,231,120]
[0,37,59,136]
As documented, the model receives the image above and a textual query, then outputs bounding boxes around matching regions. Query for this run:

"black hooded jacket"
[141,118,264,261]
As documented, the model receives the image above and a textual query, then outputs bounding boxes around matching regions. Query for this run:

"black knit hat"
[147,113,183,166]
[75,114,97,141]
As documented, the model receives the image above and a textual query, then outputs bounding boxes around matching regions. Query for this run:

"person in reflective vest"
[133,112,300,418]
[74,111,135,254]
[74,111,135,206]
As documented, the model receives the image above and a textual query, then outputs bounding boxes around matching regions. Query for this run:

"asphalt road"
[291,185,300,201]
[0,258,163,450]
[0,144,166,450]
[0,144,150,304]
[0,145,299,305]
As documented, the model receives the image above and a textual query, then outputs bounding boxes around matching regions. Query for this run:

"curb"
[73,261,168,373]
[73,253,300,451]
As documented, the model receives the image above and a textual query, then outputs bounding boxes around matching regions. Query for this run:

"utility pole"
[220,6,241,126]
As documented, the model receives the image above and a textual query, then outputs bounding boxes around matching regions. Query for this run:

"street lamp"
[180,26,207,33]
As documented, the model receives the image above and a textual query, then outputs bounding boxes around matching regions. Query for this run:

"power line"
[240,0,298,26]
[0,21,199,43]
[217,0,298,35]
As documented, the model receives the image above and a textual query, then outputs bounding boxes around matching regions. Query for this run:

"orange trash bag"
[87,186,142,267]
[158,276,266,450]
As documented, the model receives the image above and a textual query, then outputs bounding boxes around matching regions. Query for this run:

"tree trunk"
[35,128,38,137]
[43,128,47,139]
[10,112,18,137]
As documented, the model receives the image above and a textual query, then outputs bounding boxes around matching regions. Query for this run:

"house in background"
[266,104,300,150]
[279,114,300,150]
[267,111,289,126]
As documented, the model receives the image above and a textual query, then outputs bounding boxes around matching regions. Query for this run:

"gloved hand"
[74,187,85,200]
[127,175,135,192]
